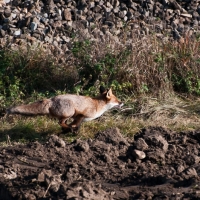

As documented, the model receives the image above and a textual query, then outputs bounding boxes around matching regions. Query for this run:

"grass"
[0,116,59,144]
[1,31,200,110]
[1,95,200,145]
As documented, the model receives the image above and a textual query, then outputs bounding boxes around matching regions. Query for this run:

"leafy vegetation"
[1,32,200,143]
[1,34,200,107]
[0,44,77,108]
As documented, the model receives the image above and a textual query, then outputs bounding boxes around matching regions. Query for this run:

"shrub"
[0,44,78,108]
[1,29,200,111]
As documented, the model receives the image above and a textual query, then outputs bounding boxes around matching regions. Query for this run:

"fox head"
[99,86,123,109]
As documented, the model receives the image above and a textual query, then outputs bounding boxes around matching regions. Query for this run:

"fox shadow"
[0,124,79,144]
[0,125,53,144]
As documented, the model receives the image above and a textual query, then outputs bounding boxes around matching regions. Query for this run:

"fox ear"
[106,88,112,99]
[100,86,106,94]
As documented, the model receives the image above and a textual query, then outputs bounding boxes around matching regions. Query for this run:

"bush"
[71,35,172,96]
[1,31,200,110]
[0,44,78,108]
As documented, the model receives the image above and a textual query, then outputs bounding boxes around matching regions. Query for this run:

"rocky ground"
[1,127,200,199]
[1,0,200,54]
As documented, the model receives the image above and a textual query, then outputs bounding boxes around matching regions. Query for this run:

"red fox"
[7,86,123,133]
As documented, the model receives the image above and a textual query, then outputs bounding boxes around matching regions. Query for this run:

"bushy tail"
[7,99,51,116]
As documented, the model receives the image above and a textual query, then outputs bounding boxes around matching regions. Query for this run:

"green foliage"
[172,72,200,95]
[72,39,131,95]
[1,32,200,112]
[0,49,24,107]
[162,39,200,95]
[0,45,77,109]
[140,84,149,93]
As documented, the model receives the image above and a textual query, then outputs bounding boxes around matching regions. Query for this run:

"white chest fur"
[83,103,115,122]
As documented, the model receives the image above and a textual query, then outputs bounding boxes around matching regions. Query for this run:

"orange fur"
[7,86,123,133]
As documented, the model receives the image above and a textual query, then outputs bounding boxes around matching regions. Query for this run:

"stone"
[118,10,127,18]
[44,35,53,43]
[44,13,48,18]
[95,13,102,21]
[31,22,38,31]
[89,1,95,8]
[0,29,6,37]
[0,0,198,57]
[193,11,199,19]
[180,13,192,18]
[14,29,21,36]
[4,9,11,17]
[93,5,102,13]
[63,8,72,21]
[113,7,119,13]
[11,13,17,19]
[133,149,146,160]
[135,138,149,150]
[4,0,10,3]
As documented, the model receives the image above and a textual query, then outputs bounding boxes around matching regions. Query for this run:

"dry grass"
[133,96,200,131]
[80,95,200,138]
[1,95,200,145]
[63,31,200,97]
[0,115,60,144]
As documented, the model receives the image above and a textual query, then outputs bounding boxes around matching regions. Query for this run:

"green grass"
[1,96,200,145]
[0,116,59,144]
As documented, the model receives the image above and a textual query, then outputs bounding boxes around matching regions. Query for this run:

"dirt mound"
[1,127,200,199]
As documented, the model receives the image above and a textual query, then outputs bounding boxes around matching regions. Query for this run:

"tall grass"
[1,31,200,111]
[0,44,77,109]
[63,32,200,97]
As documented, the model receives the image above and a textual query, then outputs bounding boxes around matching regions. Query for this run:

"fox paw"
[61,127,72,133]
[61,127,79,135]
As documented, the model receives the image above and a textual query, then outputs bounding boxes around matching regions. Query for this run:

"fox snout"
[118,102,124,108]
[111,99,123,109]
[115,101,123,109]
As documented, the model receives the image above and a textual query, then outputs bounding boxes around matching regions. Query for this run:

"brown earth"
[1,126,200,200]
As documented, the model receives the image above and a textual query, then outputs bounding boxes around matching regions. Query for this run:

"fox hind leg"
[58,118,72,133]
[59,117,79,134]
[59,118,70,128]
[60,115,84,134]
[69,115,84,133]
